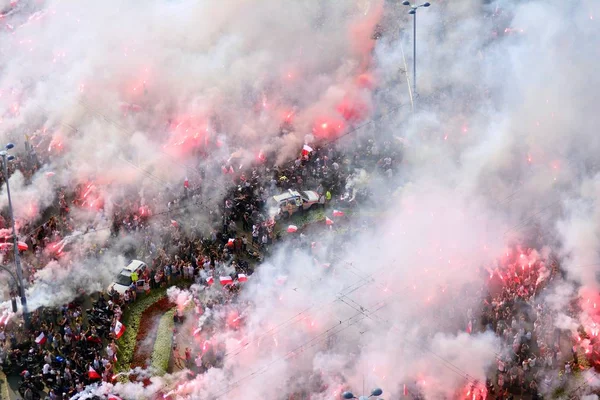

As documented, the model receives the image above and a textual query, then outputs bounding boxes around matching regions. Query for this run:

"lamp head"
[5,143,14,150]
[7,155,15,161]
[342,392,355,399]
[402,0,410,5]
[409,9,416,14]
[423,2,431,6]
[371,388,383,397]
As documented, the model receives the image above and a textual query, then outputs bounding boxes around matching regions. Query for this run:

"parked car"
[267,189,320,219]
[108,260,147,294]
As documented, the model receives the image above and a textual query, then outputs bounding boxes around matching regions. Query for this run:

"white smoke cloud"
[0,0,599,398]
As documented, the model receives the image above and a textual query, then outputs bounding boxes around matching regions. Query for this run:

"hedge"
[150,308,175,375]
[114,288,168,374]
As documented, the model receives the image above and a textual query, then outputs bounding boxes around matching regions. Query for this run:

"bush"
[151,308,176,375]
[114,288,167,374]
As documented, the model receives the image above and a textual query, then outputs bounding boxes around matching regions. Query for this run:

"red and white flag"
[332,210,345,217]
[276,276,287,285]
[35,332,46,345]
[287,225,298,233]
[403,384,408,396]
[226,238,235,247]
[108,395,123,400]
[88,366,101,380]
[238,274,248,282]
[17,241,28,251]
[184,178,189,189]
[114,320,126,339]
[301,144,313,157]
[220,276,233,286]
[171,220,179,228]
[467,320,473,334]
[325,217,334,226]
[207,276,214,286]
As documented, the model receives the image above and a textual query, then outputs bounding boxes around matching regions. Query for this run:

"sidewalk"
[0,371,10,400]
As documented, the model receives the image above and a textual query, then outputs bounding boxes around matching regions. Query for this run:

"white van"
[108,260,148,294]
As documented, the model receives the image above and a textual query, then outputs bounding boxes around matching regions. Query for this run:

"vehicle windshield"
[115,272,132,287]
[301,192,310,201]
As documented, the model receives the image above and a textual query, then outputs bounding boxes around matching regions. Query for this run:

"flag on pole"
[325,217,334,226]
[35,332,46,345]
[226,238,235,248]
[404,384,408,396]
[184,178,189,189]
[207,276,214,286]
[171,220,179,228]
[108,395,123,400]
[114,320,126,339]
[88,366,101,380]
[332,210,345,217]
[238,274,248,282]
[17,241,28,251]
[287,225,298,233]
[220,276,233,286]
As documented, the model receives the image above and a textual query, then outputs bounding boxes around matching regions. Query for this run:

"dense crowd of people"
[0,133,595,400]
[0,137,402,399]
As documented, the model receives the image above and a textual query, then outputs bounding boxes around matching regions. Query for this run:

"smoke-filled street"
[0,0,599,399]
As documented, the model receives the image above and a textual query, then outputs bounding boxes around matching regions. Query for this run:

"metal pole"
[413,11,417,98]
[2,155,29,327]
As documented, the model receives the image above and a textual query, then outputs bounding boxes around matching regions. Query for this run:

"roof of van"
[124,260,146,272]
[273,190,301,203]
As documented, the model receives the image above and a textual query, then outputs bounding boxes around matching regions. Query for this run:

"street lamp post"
[402,1,431,99]
[0,143,29,327]
[342,388,384,400]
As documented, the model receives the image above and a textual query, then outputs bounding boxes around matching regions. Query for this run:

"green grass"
[114,288,168,374]
[151,308,175,375]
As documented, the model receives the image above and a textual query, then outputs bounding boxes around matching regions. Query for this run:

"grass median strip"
[151,308,176,375]
[115,288,167,374]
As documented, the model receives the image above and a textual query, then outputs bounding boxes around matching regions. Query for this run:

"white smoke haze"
[0,0,598,398]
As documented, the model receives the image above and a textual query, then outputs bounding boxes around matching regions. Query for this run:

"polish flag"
[220,276,233,286]
[88,366,101,380]
[332,210,345,217]
[35,332,46,345]
[238,274,248,282]
[404,384,408,396]
[467,320,473,334]
[184,178,189,189]
[322,263,331,268]
[301,144,313,157]
[207,276,214,286]
[226,238,235,247]
[114,320,126,339]
[276,276,287,285]
[171,220,179,228]
[287,225,298,233]
[108,395,123,400]
[17,241,28,251]
[45,172,55,178]
[325,217,334,226]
